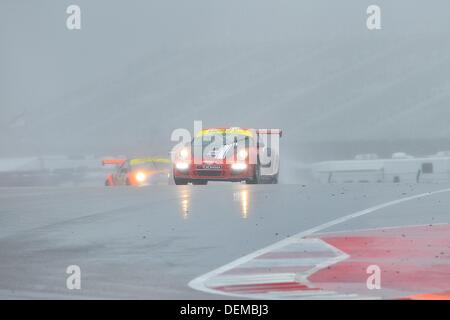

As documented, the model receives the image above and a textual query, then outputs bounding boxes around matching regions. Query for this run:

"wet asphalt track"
[0,183,449,299]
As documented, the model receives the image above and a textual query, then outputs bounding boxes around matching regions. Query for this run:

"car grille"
[196,170,223,177]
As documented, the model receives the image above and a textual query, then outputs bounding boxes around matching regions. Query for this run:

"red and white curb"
[312,223,450,299]
[191,237,361,299]
[189,188,450,299]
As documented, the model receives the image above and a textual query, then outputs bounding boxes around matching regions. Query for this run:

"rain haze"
[1,0,450,159]
[0,1,449,301]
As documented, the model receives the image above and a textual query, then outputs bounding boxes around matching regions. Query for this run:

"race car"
[103,157,172,186]
[172,127,282,185]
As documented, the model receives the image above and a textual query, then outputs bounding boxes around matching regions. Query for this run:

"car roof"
[129,157,171,166]
[196,128,253,137]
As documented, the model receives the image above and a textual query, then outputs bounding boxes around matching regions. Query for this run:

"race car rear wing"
[101,159,126,166]
[255,129,282,137]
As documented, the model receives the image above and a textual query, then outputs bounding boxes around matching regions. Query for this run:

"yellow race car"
[103,157,172,186]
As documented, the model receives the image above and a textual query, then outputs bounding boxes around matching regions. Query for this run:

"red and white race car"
[172,127,282,185]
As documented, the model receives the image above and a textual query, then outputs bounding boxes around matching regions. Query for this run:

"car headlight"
[237,149,248,161]
[135,171,147,182]
[231,163,247,171]
[180,148,189,160]
[176,162,189,170]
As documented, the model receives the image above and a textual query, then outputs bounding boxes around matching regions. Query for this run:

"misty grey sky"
[1,1,450,157]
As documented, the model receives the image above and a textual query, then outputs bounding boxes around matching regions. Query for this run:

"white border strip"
[189,187,450,298]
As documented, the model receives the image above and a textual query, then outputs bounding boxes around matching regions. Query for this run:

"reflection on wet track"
[177,184,251,220]
[0,183,449,299]
[178,187,191,219]
[233,187,250,219]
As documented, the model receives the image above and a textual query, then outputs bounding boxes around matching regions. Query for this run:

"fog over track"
[2,1,450,160]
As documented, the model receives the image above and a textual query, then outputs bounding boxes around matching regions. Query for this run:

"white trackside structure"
[312,152,450,184]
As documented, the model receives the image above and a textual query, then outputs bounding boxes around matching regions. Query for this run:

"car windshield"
[193,134,253,149]
[131,162,155,170]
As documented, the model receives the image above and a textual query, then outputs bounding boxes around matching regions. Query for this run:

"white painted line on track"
[189,187,450,298]
[312,222,449,237]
